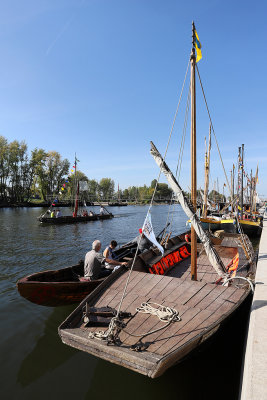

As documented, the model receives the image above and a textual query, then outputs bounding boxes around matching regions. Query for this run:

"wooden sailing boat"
[220,145,262,236]
[58,23,256,377]
[188,124,222,231]
[38,156,114,224]
[108,184,128,206]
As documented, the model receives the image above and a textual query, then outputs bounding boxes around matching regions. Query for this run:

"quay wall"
[240,215,267,399]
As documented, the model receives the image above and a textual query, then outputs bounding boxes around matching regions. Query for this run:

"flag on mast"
[142,211,164,255]
[194,29,202,62]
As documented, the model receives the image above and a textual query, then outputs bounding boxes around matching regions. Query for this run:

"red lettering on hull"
[149,244,191,275]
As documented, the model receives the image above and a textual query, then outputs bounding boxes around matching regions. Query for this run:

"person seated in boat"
[130,232,153,253]
[82,209,89,217]
[56,209,62,218]
[103,240,121,271]
[50,209,55,218]
[89,210,94,216]
[84,240,127,281]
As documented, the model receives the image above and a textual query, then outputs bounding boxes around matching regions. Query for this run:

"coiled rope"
[88,302,181,341]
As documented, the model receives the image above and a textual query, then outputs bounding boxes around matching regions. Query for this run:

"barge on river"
[38,213,113,224]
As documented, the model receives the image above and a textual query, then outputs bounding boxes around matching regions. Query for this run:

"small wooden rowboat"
[17,261,101,307]
[58,232,256,378]
[38,213,113,224]
[16,244,136,307]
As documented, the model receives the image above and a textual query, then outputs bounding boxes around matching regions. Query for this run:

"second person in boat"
[103,240,120,271]
[84,240,127,281]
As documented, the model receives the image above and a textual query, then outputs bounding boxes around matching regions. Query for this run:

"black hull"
[221,219,262,237]
[38,214,113,224]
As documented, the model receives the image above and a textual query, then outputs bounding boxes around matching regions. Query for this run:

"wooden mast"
[73,154,79,217]
[250,169,253,215]
[191,22,197,281]
[240,145,244,220]
[231,164,235,213]
[202,124,211,218]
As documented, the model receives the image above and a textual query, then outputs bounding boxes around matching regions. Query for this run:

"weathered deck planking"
[59,234,255,378]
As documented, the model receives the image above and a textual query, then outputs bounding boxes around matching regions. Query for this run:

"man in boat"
[50,209,55,218]
[99,206,104,215]
[56,209,62,218]
[129,231,154,253]
[84,240,127,281]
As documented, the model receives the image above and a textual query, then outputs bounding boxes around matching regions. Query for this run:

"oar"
[95,199,113,216]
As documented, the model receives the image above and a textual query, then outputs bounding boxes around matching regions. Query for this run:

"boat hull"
[221,219,262,237]
[187,217,221,231]
[38,214,113,224]
[16,244,136,306]
[16,263,104,306]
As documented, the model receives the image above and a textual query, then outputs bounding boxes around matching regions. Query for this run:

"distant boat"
[38,157,114,224]
[38,213,113,224]
[220,218,262,236]
[108,202,128,207]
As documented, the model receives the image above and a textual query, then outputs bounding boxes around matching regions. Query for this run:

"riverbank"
[0,201,71,208]
[0,200,173,208]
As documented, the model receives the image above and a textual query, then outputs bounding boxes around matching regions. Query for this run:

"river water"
[0,205,253,400]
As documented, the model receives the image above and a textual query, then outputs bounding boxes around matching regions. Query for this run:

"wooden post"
[191,22,197,281]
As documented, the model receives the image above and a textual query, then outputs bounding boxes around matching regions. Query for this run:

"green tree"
[150,179,157,189]
[86,179,98,201]
[36,151,70,201]
[122,188,129,200]
[156,183,172,199]
[98,178,115,200]
[8,140,28,202]
[67,170,89,200]
[29,148,47,200]
[0,136,9,200]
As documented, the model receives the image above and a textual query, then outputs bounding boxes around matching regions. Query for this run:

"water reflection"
[17,305,77,387]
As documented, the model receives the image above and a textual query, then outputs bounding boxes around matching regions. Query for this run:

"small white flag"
[142,212,164,255]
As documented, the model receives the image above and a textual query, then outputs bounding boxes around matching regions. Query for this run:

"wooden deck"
[60,243,251,377]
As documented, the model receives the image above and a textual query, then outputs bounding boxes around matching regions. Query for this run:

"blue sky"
[0,0,266,197]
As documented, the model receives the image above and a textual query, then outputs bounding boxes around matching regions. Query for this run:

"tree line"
[0,136,173,204]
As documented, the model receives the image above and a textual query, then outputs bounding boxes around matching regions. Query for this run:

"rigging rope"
[149,59,191,212]
[88,59,191,344]
[115,59,191,320]
[196,64,231,198]
[235,212,253,262]
[168,79,191,233]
